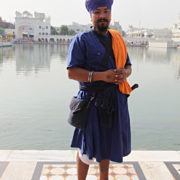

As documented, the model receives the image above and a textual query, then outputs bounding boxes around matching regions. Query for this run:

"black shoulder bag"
[68,95,95,130]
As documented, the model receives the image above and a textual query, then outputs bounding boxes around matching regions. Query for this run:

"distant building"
[4,29,15,41]
[15,11,51,41]
[152,28,172,39]
[54,26,61,34]
[67,21,124,34]
[4,29,15,36]
[68,22,91,33]
[0,17,15,29]
[110,21,123,35]
[171,14,180,42]
[126,25,173,41]
[126,25,153,38]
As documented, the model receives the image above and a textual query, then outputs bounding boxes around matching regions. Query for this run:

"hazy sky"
[1,0,180,30]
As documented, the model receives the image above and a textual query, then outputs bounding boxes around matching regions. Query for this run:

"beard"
[95,18,109,32]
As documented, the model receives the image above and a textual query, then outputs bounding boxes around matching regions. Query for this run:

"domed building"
[15,11,51,41]
[171,14,180,43]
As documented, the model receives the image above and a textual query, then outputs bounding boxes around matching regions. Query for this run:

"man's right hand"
[102,69,117,83]
[103,69,125,84]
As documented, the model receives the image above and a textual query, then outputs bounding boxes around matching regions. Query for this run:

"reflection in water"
[0,47,14,62]
[168,49,180,79]
[147,48,170,63]
[15,44,50,75]
[1,45,179,78]
[0,45,179,150]
[0,44,69,75]
[127,47,147,63]
[49,44,69,61]
[127,47,180,80]
[128,47,170,63]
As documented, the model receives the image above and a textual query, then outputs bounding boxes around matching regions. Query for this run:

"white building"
[110,21,124,35]
[171,14,180,43]
[152,28,172,39]
[68,21,124,34]
[126,25,153,38]
[148,40,178,48]
[68,22,91,33]
[15,11,51,41]
[54,26,60,34]
[4,29,15,37]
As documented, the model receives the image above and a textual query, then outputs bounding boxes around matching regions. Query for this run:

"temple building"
[15,11,51,41]
[171,14,180,43]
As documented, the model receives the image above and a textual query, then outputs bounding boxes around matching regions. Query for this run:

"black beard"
[97,23,109,32]
[95,18,109,32]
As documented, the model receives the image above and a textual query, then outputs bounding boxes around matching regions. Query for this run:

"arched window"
[50,38,54,42]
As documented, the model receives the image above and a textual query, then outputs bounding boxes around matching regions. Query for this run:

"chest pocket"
[85,44,105,68]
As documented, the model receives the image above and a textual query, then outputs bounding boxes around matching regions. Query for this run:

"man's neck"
[94,28,108,36]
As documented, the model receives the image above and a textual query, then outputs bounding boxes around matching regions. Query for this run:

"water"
[0,44,180,150]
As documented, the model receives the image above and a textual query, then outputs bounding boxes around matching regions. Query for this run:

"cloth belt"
[80,83,116,128]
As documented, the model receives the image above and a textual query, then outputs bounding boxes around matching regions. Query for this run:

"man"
[67,0,132,179]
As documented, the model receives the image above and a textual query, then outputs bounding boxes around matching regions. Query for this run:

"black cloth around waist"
[79,83,116,128]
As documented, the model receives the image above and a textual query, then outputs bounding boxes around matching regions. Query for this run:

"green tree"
[0,27,5,36]
[121,30,126,37]
[68,29,77,36]
[51,26,58,35]
[59,25,69,35]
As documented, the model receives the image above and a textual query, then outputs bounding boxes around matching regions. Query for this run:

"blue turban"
[85,0,114,16]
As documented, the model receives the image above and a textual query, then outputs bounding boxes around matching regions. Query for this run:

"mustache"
[97,18,108,23]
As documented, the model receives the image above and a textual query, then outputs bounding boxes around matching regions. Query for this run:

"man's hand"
[103,66,131,85]
[103,68,128,84]
[115,65,132,84]
[114,68,127,84]
[103,69,117,83]
[68,66,131,84]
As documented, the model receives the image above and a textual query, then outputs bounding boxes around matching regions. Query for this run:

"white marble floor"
[0,150,180,180]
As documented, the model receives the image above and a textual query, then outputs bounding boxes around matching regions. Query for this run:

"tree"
[59,25,77,35]
[59,25,69,35]
[68,29,77,36]
[0,27,5,37]
[51,26,58,35]
[121,30,126,37]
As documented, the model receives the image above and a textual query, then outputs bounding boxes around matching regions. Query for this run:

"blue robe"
[67,30,131,163]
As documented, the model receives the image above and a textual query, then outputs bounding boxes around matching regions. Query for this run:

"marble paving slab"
[1,150,180,162]
[32,161,145,180]
[0,150,180,180]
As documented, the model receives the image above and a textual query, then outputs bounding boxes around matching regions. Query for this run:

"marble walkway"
[0,150,180,180]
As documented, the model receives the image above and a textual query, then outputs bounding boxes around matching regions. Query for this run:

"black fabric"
[80,83,116,128]
[92,30,115,71]
[94,85,116,128]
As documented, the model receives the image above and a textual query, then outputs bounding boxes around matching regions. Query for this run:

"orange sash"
[108,29,132,95]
